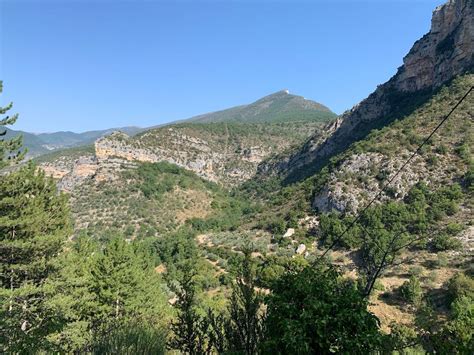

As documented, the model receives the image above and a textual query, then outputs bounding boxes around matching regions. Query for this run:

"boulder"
[296,244,306,255]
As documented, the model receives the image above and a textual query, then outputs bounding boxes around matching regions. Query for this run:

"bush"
[446,223,463,236]
[435,144,448,154]
[400,276,423,305]
[431,233,462,251]
[386,323,419,353]
[91,321,167,355]
[267,217,286,235]
[263,264,382,353]
[446,273,474,307]
[435,253,449,268]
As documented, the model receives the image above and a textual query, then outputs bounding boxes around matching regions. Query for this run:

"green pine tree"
[0,162,72,352]
[0,81,24,168]
[47,235,170,352]
[169,262,209,354]
[45,234,99,352]
[225,248,264,355]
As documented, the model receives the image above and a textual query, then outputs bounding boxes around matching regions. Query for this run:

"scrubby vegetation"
[1,64,473,352]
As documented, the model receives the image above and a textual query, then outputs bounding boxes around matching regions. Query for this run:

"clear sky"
[1,0,443,133]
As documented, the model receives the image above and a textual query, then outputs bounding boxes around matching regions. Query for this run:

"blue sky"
[1,0,442,133]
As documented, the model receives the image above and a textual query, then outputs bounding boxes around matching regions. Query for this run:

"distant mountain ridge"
[4,126,143,157]
[187,90,336,123]
[5,90,335,158]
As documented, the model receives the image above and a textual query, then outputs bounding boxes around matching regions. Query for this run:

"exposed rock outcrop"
[95,131,239,183]
[93,125,316,185]
[273,0,473,179]
[312,152,435,213]
[57,157,99,191]
[398,0,474,91]
[311,71,473,214]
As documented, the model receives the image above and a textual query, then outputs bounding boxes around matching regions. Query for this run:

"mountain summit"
[188,90,336,124]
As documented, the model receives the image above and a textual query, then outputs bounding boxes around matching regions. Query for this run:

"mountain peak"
[256,89,293,102]
[188,90,336,124]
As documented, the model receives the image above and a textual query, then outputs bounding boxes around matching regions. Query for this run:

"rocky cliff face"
[272,0,473,180]
[39,121,330,189]
[92,122,329,185]
[94,130,261,184]
[312,72,473,214]
[397,0,473,91]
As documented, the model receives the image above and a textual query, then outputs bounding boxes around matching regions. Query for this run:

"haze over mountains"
[4,126,142,157]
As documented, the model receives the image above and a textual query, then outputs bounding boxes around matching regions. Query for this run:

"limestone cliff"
[271,0,473,180]
[93,122,329,185]
[39,120,330,190]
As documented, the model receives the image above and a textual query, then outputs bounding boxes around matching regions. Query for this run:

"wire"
[319,85,474,258]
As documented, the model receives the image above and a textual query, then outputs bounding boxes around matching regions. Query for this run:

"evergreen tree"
[225,248,264,355]
[91,237,166,323]
[47,235,170,352]
[0,81,24,168]
[45,235,99,351]
[0,163,71,352]
[169,262,209,354]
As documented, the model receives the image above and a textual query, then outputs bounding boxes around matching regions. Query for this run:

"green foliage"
[225,249,264,355]
[0,81,24,168]
[419,272,474,353]
[262,263,382,353]
[385,323,420,353]
[188,90,336,124]
[0,163,71,352]
[465,163,474,191]
[135,161,199,199]
[267,217,286,235]
[431,232,462,251]
[90,320,167,355]
[256,256,288,288]
[319,212,362,248]
[435,252,449,268]
[447,273,474,307]
[151,227,200,283]
[46,236,170,352]
[72,160,253,237]
[33,144,95,164]
[169,264,209,354]
[317,181,465,295]
[440,296,474,353]
[399,276,423,306]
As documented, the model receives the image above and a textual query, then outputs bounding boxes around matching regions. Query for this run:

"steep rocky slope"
[93,121,333,185]
[265,0,473,182]
[313,74,473,214]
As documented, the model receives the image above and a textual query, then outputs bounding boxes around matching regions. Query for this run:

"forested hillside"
[1,0,473,353]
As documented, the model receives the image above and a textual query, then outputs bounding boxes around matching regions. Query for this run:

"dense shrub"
[400,276,423,305]
[263,264,382,353]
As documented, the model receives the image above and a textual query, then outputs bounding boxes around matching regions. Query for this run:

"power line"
[319,85,474,259]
